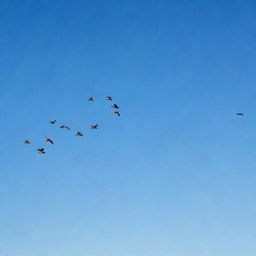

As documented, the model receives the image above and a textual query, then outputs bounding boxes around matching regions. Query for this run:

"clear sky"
[1,0,256,255]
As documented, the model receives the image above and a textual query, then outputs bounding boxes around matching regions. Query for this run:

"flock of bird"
[24,96,121,154]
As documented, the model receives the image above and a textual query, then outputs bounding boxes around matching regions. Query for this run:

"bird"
[37,148,46,154]
[91,124,98,129]
[49,120,56,124]
[114,111,120,117]
[111,104,119,109]
[106,96,112,101]
[76,131,83,136]
[88,97,94,101]
[24,140,31,144]
[45,137,54,144]
[236,113,244,116]
[60,125,71,130]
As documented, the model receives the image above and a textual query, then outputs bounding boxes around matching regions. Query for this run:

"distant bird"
[76,131,83,136]
[37,148,46,154]
[60,125,71,130]
[24,140,31,144]
[91,124,99,129]
[88,97,94,101]
[236,113,244,116]
[111,104,119,109]
[106,96,112,101]
[45,137,54,144]
[114,111,121,117]
[49,120,56,124]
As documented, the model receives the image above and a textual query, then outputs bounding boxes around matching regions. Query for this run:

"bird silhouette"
[91,124,99,129]
[114,111,121,117]
[111,104,119,109]
[45,137,54,144]
[22,94,126,155]
[60,125,71,130]
[236,113,244,116]
[37,148,46,154]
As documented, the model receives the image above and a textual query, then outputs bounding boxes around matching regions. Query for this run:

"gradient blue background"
[1,0,256,255]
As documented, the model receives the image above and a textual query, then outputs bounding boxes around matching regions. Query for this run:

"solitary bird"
[114,111,121,117]
[236,113,244,116]
[45,137,54,144]
[49,120,56,124]
[60,125,71,130]
[88,97,94,101]
[37,148,46,154]
[24,140,31,144]
[111,104,119,109]
[106,96,112,101]
[91,124,99,129]
[76,131,83,136]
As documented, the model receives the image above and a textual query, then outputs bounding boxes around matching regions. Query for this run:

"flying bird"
[76,131,83,136]
[37,148,46,154]
[111,104,119,109]
[114,111,121,117]
[88,97,94,101]
[24,140,31,144]
[49,120,56,124]
[236,113,244,116]
[60,125,71,130]
[106,96,112,101]
[91,124,99,129]
[45,137,54,144]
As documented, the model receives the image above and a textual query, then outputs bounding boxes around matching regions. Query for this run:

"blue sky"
[1,0,256,255]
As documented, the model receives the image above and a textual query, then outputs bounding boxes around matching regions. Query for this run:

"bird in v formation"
[25,96,121,154]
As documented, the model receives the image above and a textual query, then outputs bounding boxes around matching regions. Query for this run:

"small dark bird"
[106,96,112,101]
[111,104,119,109]
[236,113,244,116]
[91,124,99,129]
[88,97,94,101]
[24,140,31,144]
[114,111,121,117]
[37,148,46,154]
[76,131,83,136]
[45,137,54,144]
[60,125,71,130]
[49,120,56,124]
